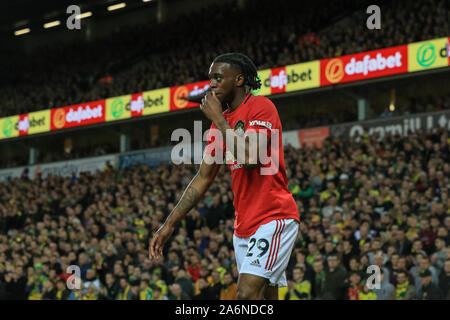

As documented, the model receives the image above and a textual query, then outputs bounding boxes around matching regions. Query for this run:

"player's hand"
[149,223,174,260]
[200,91,223,122]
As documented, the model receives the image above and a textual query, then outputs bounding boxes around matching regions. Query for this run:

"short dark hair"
[152,285,162,292]
[213,53,261,91]
[293,266,305,273]
[397,270,407,277]
[421,255,430,262]
[327,253,339,260]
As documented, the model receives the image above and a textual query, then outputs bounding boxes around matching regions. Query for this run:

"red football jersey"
[205,93,299,238]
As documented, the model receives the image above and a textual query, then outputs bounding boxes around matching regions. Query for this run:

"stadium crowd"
[0,126,449,300]
[0,0,448,117]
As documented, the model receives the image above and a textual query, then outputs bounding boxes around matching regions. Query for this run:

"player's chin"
[216,93,229,104]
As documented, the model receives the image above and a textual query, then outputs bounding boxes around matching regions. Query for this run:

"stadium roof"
[2,0,92,27]
[0,0,168,32]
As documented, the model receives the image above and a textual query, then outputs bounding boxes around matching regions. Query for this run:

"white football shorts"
[233,218,299,287]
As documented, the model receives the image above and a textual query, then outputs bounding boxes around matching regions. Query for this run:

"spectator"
[55,279,71,300]
[348,257,363,273]
[395,271,415,300]
[4,267,27,300]
[411,254,439,296]
[322,254,347,299]
[175,269,194,299]
[187,255,201,282]
[25,264,47,300]
[438,259,450,300]
[417,269,442,300]
[78,253,92,281]
[83,283,99,300]
[346,271,363,300]
[104,273,120,300]
[128,280,141,300]
[151,285,168,300]
[372,268,396,300]
[311,259,325,300]
[139,280,153,300]
[372,254,391,285]
[342,240,359,271]
[320,182,340,206]
[117,277,132,300]
[306,243,321,266]
[169,283,190,300]
[207,270,223,300]
[84,269,101,293]
[431,237,447,272]
[192,278,212,300]
[419,218,437,255]
[284,267,311,300]
[342,226,358,248]
[220,272,237,300]
[67,285,83,300]
[321,195,342,219]
[205,196,225,229]
[166,251,181,270]
[395,230,412,257]
[358,281,377,300]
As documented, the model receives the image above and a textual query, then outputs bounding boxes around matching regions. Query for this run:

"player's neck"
[228,90,249,112]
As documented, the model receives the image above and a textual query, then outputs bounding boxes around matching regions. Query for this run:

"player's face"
[208,62,240,103]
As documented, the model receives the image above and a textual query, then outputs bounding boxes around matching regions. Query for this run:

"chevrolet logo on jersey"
[249,120,272,129]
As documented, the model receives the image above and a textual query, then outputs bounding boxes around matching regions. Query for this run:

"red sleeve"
[204,122,224,158]
[246,96,280,140]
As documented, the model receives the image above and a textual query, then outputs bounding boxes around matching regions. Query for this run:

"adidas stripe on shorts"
[233,218,299,287]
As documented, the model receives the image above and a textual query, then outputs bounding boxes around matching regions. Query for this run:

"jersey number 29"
[246,238,269,257]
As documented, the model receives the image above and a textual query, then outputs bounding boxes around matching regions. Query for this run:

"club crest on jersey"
[234,120,245,136]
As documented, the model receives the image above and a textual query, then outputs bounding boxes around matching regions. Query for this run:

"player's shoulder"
[249,95,277,113]
[250,94,275,107]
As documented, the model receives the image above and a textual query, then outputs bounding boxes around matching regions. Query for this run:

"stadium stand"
[0,127,449,299]
[0,0,448,117]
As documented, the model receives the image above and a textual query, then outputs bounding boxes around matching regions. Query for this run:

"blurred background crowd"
[0,126,449,300]
[0,0,448,118]
[0,0,449,301]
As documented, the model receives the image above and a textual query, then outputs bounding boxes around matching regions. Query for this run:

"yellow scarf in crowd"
[396,281,409,300]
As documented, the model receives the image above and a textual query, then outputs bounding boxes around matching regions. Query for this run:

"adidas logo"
[250,259,261,267]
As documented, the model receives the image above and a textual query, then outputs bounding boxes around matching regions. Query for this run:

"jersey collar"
[225,93,252,115]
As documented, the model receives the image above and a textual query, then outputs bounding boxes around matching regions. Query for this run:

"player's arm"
[201,91,265,170]
[165,154,220,227]
[214,117,264,170]
[149,155,221,259]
